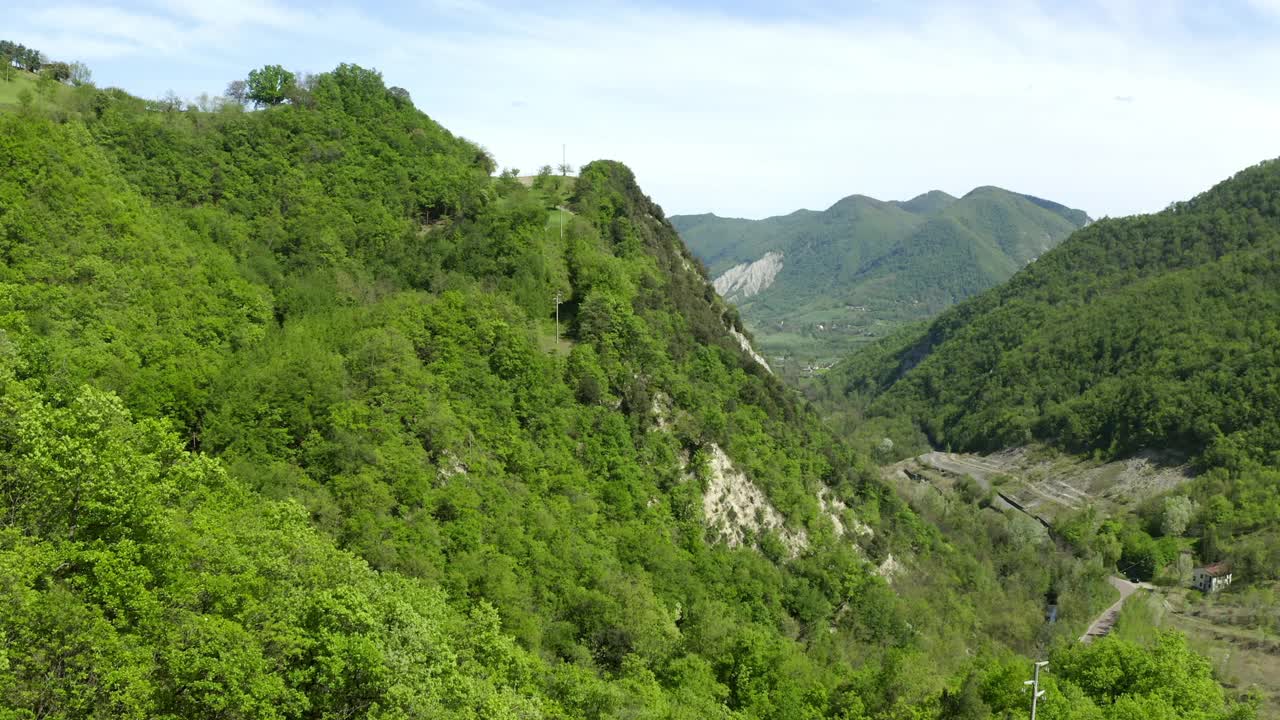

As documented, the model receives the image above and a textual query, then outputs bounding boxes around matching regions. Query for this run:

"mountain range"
[671,188,1089,370]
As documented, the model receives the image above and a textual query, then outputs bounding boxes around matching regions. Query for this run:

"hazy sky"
[9,0,1280,219]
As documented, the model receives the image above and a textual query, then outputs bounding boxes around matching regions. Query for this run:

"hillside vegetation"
[823,159,1280,598]
[0,49,1258,719]
[671,188,1088,373]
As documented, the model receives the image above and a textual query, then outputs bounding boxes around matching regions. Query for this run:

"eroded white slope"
[713,251,783,300]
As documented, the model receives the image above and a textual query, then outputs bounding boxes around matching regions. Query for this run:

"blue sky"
[8,0,1280,219]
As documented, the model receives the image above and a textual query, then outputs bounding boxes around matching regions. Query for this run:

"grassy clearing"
[545,207,574,230]
[0,70,80,112]
[0,70,38,109]
[1169,602,1279,715]
[1114,586,1280,714]
[537,330,573,357]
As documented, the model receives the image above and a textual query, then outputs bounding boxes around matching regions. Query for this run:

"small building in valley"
[1193,562,1233,593]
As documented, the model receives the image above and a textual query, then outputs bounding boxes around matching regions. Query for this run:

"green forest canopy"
[0,54,1259,719]
[822,158,1280,588]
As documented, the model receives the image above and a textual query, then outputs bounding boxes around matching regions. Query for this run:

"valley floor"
[1172,590,1280,715]
[894,447,1278,714]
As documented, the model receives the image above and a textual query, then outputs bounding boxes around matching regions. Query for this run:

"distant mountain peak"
[891,190,958,216]
[960,185,1013,198]
[670,185,1089,367]
[826,193,894,214]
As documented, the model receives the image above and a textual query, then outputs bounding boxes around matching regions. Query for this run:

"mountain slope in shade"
[670,187,1089,371]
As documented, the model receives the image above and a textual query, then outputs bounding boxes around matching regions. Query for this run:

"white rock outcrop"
[438,450,468,482]
[876,553,903,582]
[713,251,783,301]
[729,327,772,374]
[818,487,873,540]
[702,444,807,556]
[651,392,673,432]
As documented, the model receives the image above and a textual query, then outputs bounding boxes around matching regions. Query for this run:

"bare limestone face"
[729,326,772,374]
[713,251,783,301]
[875,553,903,583]
[819,486,873,541]
[701,443,808,557]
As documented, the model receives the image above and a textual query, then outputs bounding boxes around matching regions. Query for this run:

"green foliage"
[69,61,91,86]
[1042,633,1254,719]
[245,64,296,107]
[671,188,1087,369]
[0,59,1244,719]
[42,61,71,83]
[0,40,44,72]
[929,632,1258,720]
[534,163,554,190]
[0,381,557,718]
[1161,496,1196,537]
[827,158,1280,583]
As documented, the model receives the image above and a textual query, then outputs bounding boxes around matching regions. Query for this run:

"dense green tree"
[42,60,71,82]
[1160,496,1196,537]
[246,64,295,107]
[18,46,43,71]
[387,85,411,104]
[533,163,554,191]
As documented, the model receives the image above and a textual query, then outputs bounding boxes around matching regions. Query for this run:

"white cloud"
[154,0,304,28]
[363,1,1280,218]
[11,0,305,61]
[23,5,188,56]
[7,0,1280,218]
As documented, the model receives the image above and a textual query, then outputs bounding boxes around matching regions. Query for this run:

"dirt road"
[1080,576,1153,643]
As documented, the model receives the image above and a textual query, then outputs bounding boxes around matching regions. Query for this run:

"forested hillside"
[0,51,1257,719]
[670,188,1087,373]
[823,159,1280,592]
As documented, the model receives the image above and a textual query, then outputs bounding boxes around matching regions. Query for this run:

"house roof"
[1199,562,1231,577]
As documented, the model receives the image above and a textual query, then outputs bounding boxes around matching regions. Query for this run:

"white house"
[1193,562,1232,593]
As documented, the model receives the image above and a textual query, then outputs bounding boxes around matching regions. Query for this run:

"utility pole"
[1025,661,1048,720]
[554,290,562,344]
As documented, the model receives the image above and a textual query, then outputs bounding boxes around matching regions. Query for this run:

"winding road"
[1080,576,1155,643]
